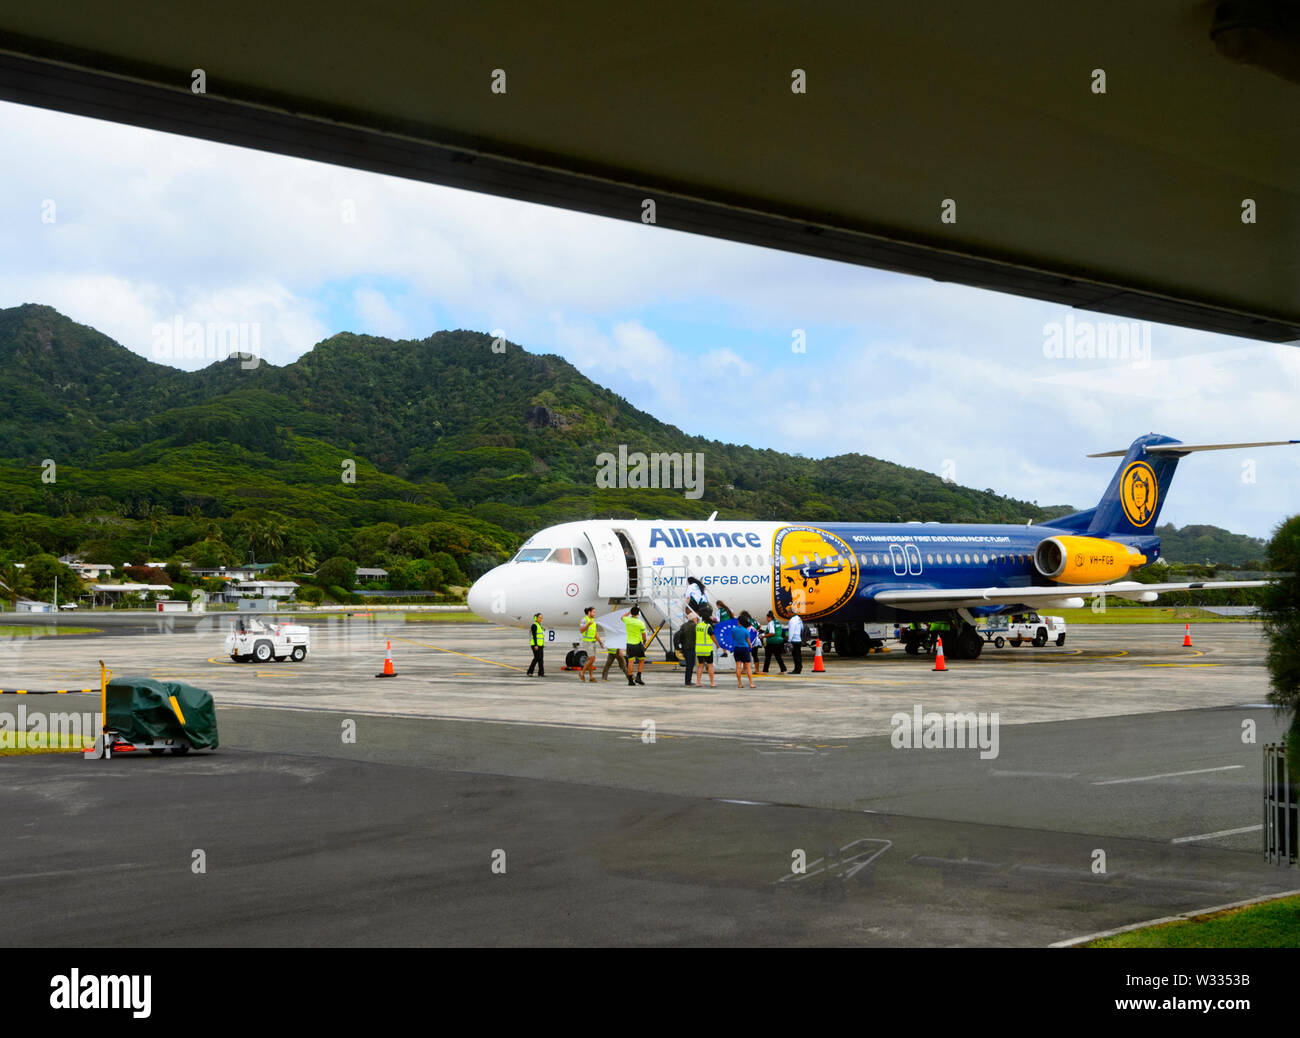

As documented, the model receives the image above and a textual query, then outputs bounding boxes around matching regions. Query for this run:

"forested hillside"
[0,304,1268,598]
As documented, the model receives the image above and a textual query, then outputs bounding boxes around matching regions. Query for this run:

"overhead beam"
[1,32,1298,344]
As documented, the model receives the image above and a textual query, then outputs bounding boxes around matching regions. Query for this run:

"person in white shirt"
[787,611,804,674]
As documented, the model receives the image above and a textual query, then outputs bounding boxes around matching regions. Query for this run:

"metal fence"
[1264,743,1297,867]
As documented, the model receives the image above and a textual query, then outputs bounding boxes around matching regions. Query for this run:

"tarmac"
[0,615,1293,946]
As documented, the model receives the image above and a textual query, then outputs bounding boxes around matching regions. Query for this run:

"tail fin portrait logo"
[1120,461,1158,526]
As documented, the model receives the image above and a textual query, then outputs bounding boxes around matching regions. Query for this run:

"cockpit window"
[513,546,588,565]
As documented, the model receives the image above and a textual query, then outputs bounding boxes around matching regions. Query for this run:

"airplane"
[467,434,1295,661]
[794,560,844,586]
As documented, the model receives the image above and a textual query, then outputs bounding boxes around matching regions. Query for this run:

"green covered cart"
[102,676,219,757]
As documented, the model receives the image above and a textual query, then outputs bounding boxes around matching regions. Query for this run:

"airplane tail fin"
[1085,434,1181,536]
[1081,434,1297,538]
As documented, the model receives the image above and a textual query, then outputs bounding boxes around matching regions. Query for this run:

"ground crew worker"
[763,610,787,673]
[622,606,649,686]
[527,612,546,677]
[694,612,717,688]
[601,641,628,681]
[578,606,603,682]
[681,610,698,687]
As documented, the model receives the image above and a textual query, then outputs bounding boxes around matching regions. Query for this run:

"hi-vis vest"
[623,615,646,645]
[580,616,598,642]
[695,620,713,653]
[531,621,545,647]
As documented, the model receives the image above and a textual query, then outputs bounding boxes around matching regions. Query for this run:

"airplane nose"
[467,572,493,618]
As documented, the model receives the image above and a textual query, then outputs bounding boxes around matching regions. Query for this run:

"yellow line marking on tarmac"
[1142,663,1219,667]
[391,636,523,671]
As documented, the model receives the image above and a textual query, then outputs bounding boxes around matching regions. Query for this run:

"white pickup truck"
[1005,611,1067,647]
[226,617,311,662]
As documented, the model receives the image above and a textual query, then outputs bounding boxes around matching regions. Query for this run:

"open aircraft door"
[586,526,629,597]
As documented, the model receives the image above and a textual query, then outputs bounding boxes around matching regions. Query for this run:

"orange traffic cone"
[933,637,947,672]
[1183,624,1192,647]
[375,640,397,678]
[812,639,825,673]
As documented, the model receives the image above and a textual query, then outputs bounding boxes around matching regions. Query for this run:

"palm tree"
[145,505,166,550]
[261,516,288,560]
[0,562,34,609]
[243,516,290,564]
[284,551,318,575]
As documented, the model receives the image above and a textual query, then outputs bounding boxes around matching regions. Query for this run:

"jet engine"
[1034,536,1148,585]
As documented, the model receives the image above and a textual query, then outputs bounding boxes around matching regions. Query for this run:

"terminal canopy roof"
[2,1,1298,341]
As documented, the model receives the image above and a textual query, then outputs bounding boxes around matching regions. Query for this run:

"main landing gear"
[900,621,983,660]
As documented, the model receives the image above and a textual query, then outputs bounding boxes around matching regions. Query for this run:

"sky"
[1,100,1297,539]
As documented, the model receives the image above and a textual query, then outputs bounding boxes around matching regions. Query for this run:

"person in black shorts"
[693,612,717,688]
[731,617,755,689]
[622,606,649,686]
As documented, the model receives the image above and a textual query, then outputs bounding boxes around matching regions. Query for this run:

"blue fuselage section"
[771,521,1160,624]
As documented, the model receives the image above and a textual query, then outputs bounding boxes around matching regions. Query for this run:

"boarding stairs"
[608,563,691,660]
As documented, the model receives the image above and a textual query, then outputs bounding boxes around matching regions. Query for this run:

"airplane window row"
[668,551,1030,569]
[514,546,1027,569]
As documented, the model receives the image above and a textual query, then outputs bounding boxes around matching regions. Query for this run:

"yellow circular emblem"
[1120,461,1158,526]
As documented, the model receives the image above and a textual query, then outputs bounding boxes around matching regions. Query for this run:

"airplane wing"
[871,579,1268,612]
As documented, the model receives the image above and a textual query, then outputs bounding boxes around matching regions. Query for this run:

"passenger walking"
[694,612,717,688]
[578,606,602,682]
[788,610,804,674]
[601,643,628,681]
[622,606,649,686]
[731,617,756,689]
[763,610,788,673]
[686,577,712,621]
[745,616,762,663]
[527,612,546,677]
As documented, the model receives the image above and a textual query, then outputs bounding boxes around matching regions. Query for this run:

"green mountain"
[1153,523,1266,568]
[0,304,1264,584]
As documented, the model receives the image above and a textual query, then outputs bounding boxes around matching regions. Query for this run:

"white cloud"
[352,288,411,341]
[0,101,1296,535]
